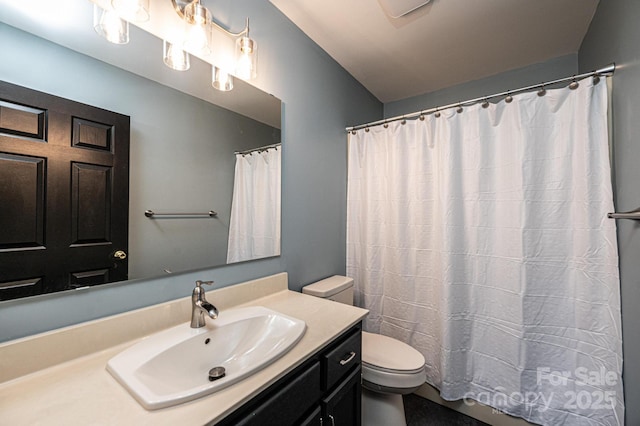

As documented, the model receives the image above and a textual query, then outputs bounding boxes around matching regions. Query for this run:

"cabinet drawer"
[323,328,361,391]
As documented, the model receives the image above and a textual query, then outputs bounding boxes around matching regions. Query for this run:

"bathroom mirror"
[0,4,282,300]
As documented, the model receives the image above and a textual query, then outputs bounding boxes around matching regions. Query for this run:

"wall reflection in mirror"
[0,20,282,301]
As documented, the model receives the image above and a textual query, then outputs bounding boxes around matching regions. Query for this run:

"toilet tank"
[302,275,354,305]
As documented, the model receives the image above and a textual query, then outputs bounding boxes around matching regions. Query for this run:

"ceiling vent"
[377,0,432,18]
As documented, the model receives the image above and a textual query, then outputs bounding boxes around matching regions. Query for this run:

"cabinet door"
[322,367,361,426]
[222,361,321,426]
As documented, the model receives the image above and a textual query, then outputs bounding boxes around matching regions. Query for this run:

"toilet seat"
[361,331,426,392]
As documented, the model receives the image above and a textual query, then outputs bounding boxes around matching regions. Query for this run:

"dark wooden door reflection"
[0,81,130,300]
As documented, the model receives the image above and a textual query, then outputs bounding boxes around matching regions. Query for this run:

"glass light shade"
[212,67,234,91]
[183,1,212,55]
[235,36,257,80]
[111,0,149,22]
[93,4,129,45]
[163,40,190,71]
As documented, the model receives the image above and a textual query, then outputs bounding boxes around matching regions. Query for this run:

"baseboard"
[413,383,536,426]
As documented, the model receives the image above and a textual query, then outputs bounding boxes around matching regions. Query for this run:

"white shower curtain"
[347,80,624,425]
[227,146,281,263]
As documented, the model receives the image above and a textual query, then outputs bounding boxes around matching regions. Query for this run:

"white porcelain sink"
[106,306,306,409]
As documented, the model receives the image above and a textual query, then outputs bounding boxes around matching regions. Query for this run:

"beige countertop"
[0,273,368,425]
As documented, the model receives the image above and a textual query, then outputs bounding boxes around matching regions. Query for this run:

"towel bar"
[607,208,640,220]
[144,210,218,218]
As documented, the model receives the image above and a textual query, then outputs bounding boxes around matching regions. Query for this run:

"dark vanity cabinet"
[216,323,362,426]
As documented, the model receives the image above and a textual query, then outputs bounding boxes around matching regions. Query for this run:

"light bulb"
[236,55,252,80]
[185,25,210,54]
[183,1,211,55]
[235,36,257,80]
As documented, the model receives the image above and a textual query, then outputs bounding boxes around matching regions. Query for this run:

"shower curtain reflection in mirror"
[227,145,281,263]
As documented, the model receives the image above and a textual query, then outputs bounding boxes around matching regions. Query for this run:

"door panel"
[0,153,45,249]
[72,117,113,151]
[0,81,130,300]
[70,162,112,245]
[0,100,46,140]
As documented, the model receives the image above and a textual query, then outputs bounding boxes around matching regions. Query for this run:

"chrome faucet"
[191,280,219,328]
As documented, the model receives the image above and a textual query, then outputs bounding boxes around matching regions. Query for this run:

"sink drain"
[208,366,226,382]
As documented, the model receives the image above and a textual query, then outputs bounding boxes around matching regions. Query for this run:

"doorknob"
[113,250,127,260]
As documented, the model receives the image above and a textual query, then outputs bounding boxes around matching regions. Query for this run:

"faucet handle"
[196,280,214,288]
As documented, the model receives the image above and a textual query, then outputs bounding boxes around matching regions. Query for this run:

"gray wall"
[384,54,577,118]
[0,0,382,342]
[579,2,640,423]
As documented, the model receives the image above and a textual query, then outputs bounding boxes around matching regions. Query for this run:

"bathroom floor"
[404,394,490,425]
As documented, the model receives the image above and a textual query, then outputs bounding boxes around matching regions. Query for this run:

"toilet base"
[362,387,407,426]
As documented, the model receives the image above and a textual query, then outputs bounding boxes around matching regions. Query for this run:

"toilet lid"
[362,331,425,372]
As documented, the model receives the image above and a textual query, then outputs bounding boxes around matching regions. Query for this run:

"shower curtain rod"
[234,143,281,156]
[346,63,616,132]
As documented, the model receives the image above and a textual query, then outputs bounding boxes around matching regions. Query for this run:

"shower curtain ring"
[481,98,490,109]
[419,112,425,121]
[593,74,601,85]
[505,92,513,103]
[569,77,579,90]
[434,108,441,118]
[383,121,389,128]
[537,84,546,96]
[456,103,463,113]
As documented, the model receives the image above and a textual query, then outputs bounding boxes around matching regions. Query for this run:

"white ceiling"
[270,0,600,103]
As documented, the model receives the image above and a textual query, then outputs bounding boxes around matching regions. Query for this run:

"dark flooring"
[404,394,491,426]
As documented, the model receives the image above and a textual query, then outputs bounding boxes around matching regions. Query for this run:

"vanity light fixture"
[94,0,258,90]
[171,0,258,86]
[93,4,129,44]
[163,40,190,71]
[212,66,234,91]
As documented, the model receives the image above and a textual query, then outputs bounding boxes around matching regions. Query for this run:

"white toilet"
[303,275,426,426]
